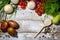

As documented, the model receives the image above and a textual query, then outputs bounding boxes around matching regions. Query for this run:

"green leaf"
[0,0,9,10]
[44,0,59,17]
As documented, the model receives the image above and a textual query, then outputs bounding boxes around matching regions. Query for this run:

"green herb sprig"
[44,0,60,17]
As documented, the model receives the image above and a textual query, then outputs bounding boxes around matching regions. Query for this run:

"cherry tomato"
[40,7,44,10]
[21,5,26,9]
[37,4,41,9]
[37,12,42,16]
[25,2,27,6]
[19,2,23,6]
[40,9,45,14]
[38,2,42,5]
[35,8,38,13]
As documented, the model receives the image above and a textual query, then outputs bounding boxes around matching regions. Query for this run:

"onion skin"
[7,27,17,36]
[8,20,19,29]
[1,21,8,32]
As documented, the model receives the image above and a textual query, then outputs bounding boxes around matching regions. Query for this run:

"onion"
[4,4,13,14]
[7,27,17,36]
[27,1,36,10]
[11,0,19,4]
[1,21,8,32]
[8,20,19,29]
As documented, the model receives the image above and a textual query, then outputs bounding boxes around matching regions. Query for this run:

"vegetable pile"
[0,0,9,10]
[1,20,19,36]
[0,0,60,16]
[0,0,60,37]
[0,0,20,36]
[18,0,45,16]
[35,2,45,16]
[44,0,60,17]
[19,0,27,9]
[44,0,60,24]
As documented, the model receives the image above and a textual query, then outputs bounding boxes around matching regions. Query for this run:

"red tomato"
[21,5,26,9]
[38,2,42,5]
[35,8,38,13]
[37,4,41,9]
[40,9,45,14]
[37,12,42,16]
[40,7,44,10]
[25,2,27,6]
[19,2,23,6]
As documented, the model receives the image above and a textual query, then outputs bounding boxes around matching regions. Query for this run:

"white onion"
[27,1,36,10]
[11,0,19,4]
[4,4,13,14]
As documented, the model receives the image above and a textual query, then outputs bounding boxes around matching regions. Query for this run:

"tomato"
[19,1,27,10]
[40,9,45,14]
[35,8,38,13]
[37,4,41,9]
[19,2,23,6]
[25,2,27,6]
[38,2,42,5]
[21,5,26,9]
[40,7,44,10]
[35,9,38,13]
[37,12,42,16]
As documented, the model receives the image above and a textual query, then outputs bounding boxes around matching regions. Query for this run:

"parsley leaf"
[44,0,59,17]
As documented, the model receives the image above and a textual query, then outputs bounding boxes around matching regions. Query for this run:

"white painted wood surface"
[7,6,46,33]
[0,6,60,40]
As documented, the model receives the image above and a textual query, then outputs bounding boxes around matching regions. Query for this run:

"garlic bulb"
[11,0,19,4]
[27,1,36,10]
[4,4,13,14]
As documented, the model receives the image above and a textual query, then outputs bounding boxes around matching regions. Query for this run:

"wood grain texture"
[7,7,45,33]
